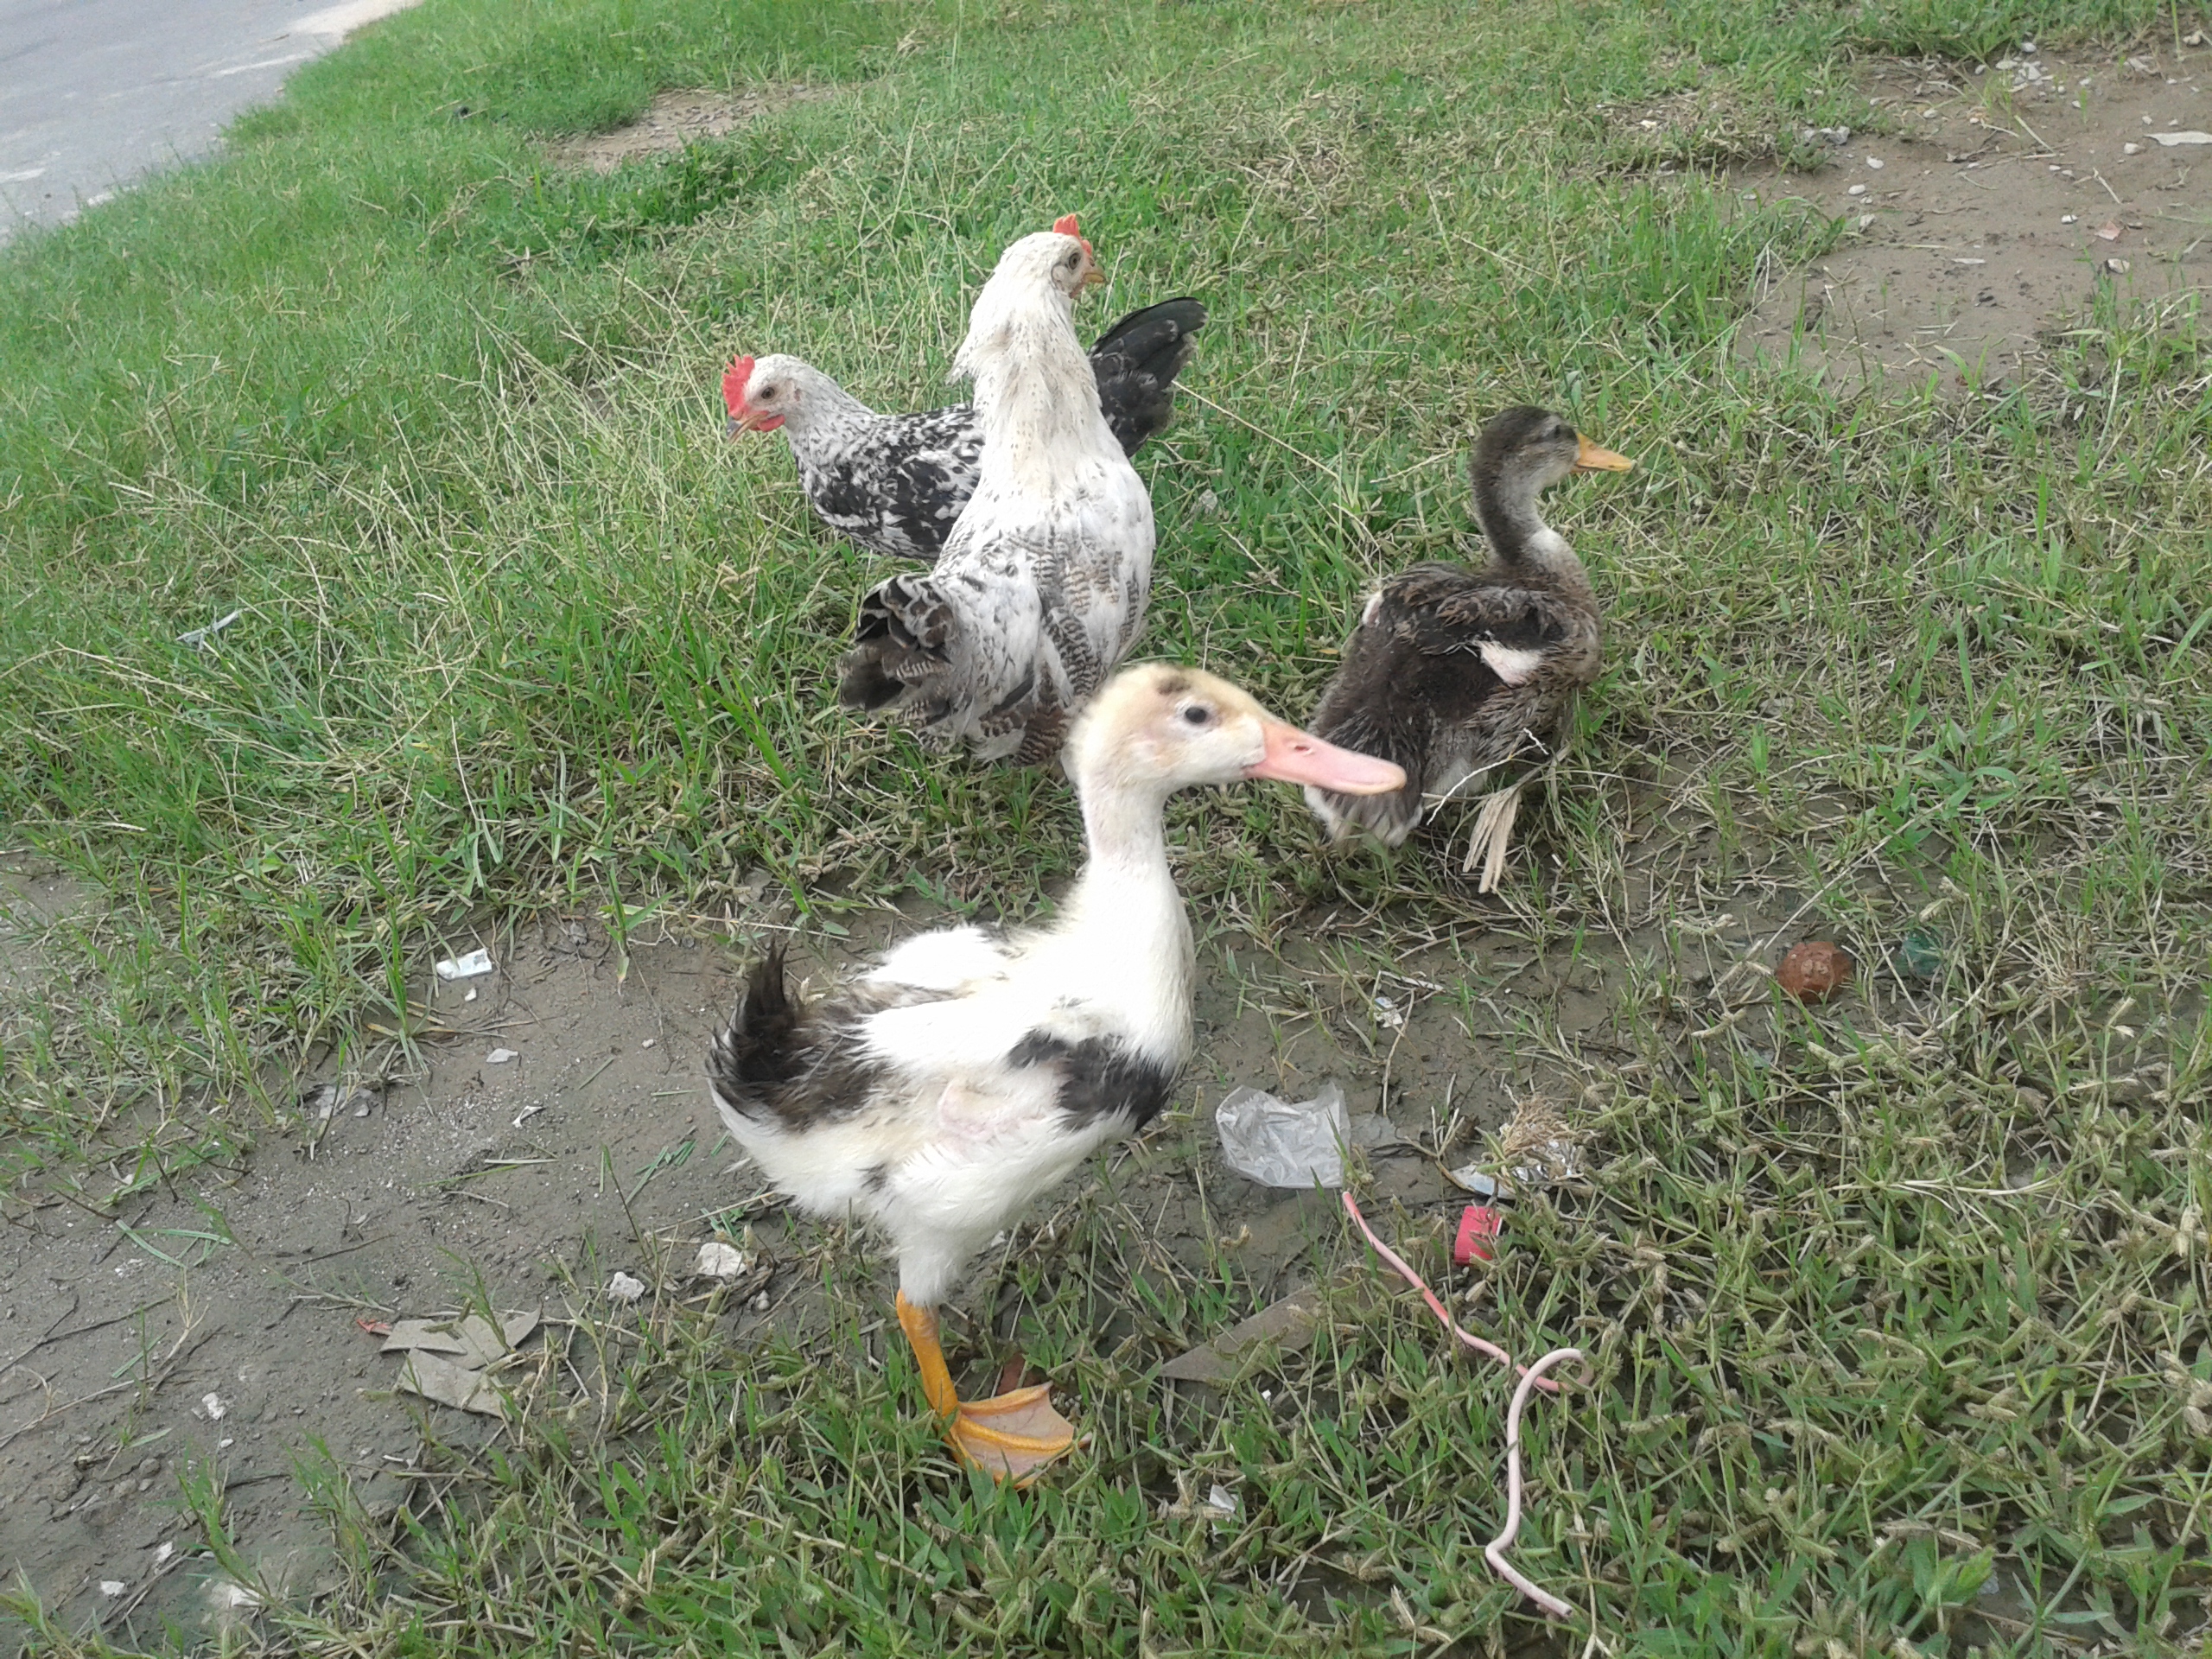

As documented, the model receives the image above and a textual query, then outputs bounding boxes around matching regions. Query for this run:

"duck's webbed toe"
[947,1386,1075,1484]
[897,1292,1076,1487]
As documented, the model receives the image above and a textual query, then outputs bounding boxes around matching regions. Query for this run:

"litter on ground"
[1343,1192,1585,1620]
[695,1241,748,1279]
[1161,1289,1325,1385]
[1216,1080,1349,1187]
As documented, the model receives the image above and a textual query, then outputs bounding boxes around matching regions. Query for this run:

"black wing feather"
[1087,298,1208,456]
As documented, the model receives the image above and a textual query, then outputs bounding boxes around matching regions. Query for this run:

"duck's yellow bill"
[1574,435,1633,473]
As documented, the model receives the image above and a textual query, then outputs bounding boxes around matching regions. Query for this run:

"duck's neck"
[1073,779,1175,894]
[1052,774,1194,1055]
[1472,473,1592,601]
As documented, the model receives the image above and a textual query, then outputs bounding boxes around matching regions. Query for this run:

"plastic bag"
[1215,1080,1350,1188]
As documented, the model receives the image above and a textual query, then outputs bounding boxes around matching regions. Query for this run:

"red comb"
[721,355,753,415]
[1050,213,1095,261]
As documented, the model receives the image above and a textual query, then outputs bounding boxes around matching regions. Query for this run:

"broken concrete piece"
[395,1351,505,1418]
[607,1272,646,1304]
[1161,1291,1325,1385]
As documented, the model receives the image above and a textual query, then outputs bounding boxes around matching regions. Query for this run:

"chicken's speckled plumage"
[728,300,1204,564]
[837,230,1158,763]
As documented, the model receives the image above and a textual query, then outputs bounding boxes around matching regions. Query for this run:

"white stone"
[694,1242,747,1280]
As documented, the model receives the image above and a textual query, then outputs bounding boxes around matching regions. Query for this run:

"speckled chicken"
[836,220,1158,764]
[725,287,1205,563]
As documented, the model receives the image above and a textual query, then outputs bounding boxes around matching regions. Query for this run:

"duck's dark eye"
[1181,704,1212,727]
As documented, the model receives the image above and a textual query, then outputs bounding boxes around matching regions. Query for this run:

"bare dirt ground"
[1737,40,2209,392]
[546,86,838,174]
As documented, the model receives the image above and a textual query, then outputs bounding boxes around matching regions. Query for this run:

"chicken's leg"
[896,1292,1073,1484]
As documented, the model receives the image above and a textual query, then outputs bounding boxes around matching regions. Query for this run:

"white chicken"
[836,220,1156,765]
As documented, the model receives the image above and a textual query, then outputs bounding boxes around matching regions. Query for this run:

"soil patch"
[548,86,836,174]
[0,854,92,995]
[0,827,1955,1644]
[1737,42,2210,394]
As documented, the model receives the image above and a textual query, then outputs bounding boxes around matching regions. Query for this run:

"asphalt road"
[0,0,419,243]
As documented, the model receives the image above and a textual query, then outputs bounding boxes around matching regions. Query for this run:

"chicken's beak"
[731,407,785,434]
[1573,434,1633,473]
[1082,260,1106,289]
[1246,719,1405,795]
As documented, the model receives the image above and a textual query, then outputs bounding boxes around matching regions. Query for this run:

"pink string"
[1486,1346,1586,1620]
[1338,1192,1560,1395]
[1340,1192,1585,1622]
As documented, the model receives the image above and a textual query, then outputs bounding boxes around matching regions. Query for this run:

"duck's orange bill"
[1248,720,1405,795]
[1573,434,1633,473]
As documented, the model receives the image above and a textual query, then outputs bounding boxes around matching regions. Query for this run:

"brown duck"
[1303,405,1631,886]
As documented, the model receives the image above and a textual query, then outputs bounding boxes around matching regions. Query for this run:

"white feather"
[1479,642,1546,685]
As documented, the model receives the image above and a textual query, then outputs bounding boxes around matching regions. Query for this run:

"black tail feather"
[1087,297,1208,457]
[707,944,804,1103]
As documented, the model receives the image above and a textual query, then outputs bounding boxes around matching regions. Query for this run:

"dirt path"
[1738,41,2209,392]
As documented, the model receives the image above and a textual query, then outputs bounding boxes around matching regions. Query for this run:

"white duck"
[708,664,1404,1481]
[837,222,1156,766]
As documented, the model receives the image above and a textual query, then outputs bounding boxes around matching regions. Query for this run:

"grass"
[2,0,2209,1651]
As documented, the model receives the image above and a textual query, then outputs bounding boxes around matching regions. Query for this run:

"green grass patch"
[3,0,2209,1650]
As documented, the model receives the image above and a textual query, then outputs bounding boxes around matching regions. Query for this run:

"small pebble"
[607,1272,647,1304]
[695,1241,747,1280]
[2123,141,2142,155]
[1865,156,1884,169]
[2106,257,2132,273]
[641,1037,656,1049]
[2061,213,2078,224]
[486,1047,518,1065]
[1777,942,1854,1004]
[1848,183,1868,196]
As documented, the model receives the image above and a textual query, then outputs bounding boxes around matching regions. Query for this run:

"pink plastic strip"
[1340,1192,1584,1621]
[1485,1346,1586,1620]
[1338,1192,1560,1394]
